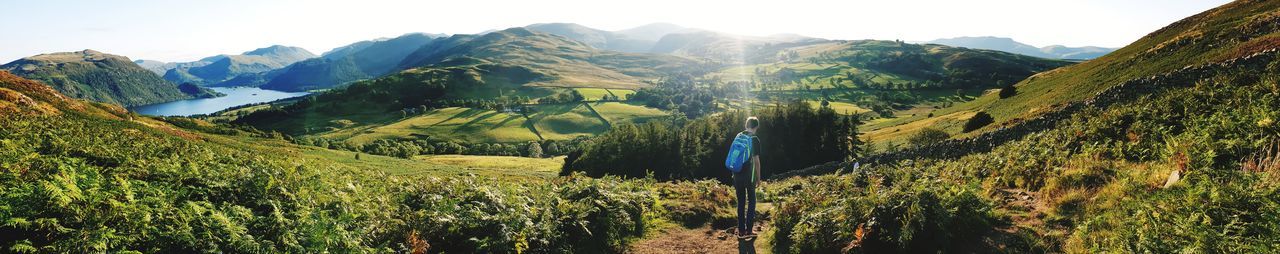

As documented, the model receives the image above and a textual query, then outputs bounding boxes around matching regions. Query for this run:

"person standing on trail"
[725,116,762,238]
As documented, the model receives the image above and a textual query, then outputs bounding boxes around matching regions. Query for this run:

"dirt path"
[628,203,772,254]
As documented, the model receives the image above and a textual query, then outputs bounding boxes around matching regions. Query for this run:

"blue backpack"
[725,132,753,173]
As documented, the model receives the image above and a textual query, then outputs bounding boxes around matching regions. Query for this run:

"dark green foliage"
[0,111,664,252]
[629,74,727,119]
[998,84,1017,98]
[563,99,863,180]
[963,111,994,132]
[537,89,585,104]
[177,83,224,98]
[769,175,995,253]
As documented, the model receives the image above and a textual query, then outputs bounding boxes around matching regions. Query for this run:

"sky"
[0,0,1232,63]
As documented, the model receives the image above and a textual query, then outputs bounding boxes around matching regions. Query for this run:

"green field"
[314,102,668,144]
[805,100,868,115]
[531,103,609,140]
[575,88,613,101]
[589,101,668,125]
[607,88,636,99]
[332,107,538,143]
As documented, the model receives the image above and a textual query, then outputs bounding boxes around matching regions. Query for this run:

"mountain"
[615,22,697,42]
[133,59,174,75]
[525,23,656,53]
[163,45,316,86]
[400,27,702,89]
[259,33,443,91]
[707,39,1072,91]
[1,50,220,107]
[926,36,1117,60]
[651,30,826,63]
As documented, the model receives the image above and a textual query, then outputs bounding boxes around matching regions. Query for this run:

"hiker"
[725,116,762,238]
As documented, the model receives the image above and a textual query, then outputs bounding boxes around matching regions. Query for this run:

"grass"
[302,101,672,145]
[805,100,868,115]
[873,0,1280,139]
[608,89,636,99]
[402,155,563,179]
[531,103,609,140]
[590,101,668,125]
[575,88,614,101]
[861,110,975,147]
[333,107,539,144]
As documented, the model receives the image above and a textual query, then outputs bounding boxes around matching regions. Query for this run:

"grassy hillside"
[869,0,1280,146]
[1,50,219,107]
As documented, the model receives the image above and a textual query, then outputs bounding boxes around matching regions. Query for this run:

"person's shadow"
[738,236,757,254]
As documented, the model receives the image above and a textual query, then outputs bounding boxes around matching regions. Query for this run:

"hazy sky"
[1,0,1231,63]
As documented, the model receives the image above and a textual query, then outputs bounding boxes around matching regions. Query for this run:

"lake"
[129,87,309,116]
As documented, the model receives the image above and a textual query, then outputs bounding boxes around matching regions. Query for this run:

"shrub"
[963,111,994,133]
[999,85,1017,99]
[906,128,950,147]
[769,175,995,253]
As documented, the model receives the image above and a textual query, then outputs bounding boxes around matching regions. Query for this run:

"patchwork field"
[332,107,538,143]
[531,103,609,140]
[575,88,613,101]
[314,102,669,144]
[589,101,668,125]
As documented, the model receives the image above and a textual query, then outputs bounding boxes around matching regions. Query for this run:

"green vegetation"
[0,71,731,253]
[962,111,994,132]
[768,175,994,253]
[564,100,863,180]
[1,50,218,107]
[4,1,1278,253]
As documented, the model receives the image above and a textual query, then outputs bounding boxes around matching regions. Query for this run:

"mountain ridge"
[1,50,220,107]
[926,36,1117,60]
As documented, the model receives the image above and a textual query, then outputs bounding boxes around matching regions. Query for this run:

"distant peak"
[16,49,126,63]
[498,27,536,36]
[244,45,314,56]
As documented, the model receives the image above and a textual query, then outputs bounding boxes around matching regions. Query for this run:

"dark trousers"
[734,173,756,234]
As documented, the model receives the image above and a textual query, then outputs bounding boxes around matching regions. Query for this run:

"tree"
[907,128,950,147]
[998,83,1017,99]
[963,112,994,133]
[527,142,544,158]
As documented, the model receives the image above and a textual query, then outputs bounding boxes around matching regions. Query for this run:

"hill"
[525,23,656,53]
[399,27,704,89]
[259,33,443,91]
[615,22,698,42]
[870,0,1280,145]
[163,45,316,86]
[926,36,1117,60]
[650,30,826,63]
[1,50,220,107]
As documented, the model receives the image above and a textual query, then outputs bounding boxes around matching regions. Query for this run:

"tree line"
[562,99,864,181]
